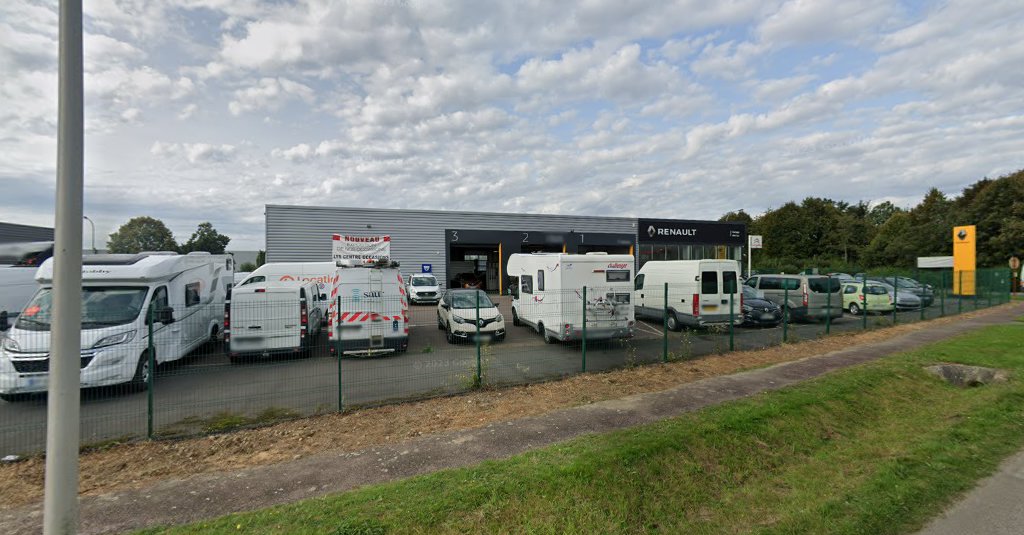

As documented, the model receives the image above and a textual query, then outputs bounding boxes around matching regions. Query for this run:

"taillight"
[223,302,230,342]
[300,299,308,339]
[802,285,809,307]
[692,293,699,317]
[564,323,571,336]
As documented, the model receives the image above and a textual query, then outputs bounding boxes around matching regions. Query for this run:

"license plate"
[760,313,777,321]
[26,376,44,388]
[479,334,493,342]
[702,305,718,312]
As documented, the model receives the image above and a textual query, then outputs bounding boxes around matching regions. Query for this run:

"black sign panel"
[638,218,746,245]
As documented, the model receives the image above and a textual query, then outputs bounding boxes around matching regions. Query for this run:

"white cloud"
[150,142,237,164]
[228,77,316,116]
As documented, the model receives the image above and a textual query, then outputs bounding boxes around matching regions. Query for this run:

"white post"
[43,1,83,534]
[747,235,752,278]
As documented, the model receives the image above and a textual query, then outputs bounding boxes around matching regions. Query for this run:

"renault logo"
[647,225,656,238]
[957,229,968,240]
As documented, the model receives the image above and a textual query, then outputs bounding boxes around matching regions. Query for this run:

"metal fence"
[0,268,1014,456]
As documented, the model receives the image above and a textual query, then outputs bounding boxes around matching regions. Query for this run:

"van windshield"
[15,286,149,331]
[411,276,437,286]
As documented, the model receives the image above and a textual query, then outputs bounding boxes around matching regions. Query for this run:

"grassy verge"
[144,324,1024,535]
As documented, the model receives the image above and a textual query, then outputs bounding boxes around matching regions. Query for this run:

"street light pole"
[82,215,95,254]
[44,1,84,534]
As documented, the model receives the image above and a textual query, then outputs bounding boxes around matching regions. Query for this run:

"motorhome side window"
[521,275,533,294]
[701,271,718,294]
[537,270,545,291]
[185,282,201,307]
[606,270,630,282]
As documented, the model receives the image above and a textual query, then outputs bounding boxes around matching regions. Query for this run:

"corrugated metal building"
[0,222,54,244]
[266,205,746,294]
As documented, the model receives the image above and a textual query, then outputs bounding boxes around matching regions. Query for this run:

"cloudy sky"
[2,0,1022,250]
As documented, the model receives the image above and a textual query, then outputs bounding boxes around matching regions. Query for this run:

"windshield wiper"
[16,317,49,327]
[84,320,127,327]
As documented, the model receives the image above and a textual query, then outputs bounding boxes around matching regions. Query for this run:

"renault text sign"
[638,219,746,245]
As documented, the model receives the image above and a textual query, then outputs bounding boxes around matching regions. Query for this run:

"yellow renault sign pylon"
[953,225,976,296]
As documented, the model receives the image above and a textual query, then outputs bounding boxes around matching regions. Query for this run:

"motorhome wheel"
[511,308,520,326]
[130,351,152,392]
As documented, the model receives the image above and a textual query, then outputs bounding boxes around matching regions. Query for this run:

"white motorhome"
[634,260,742,330]
[0,252,232,400]
[226,280,325,362]
[507,253,635,343]
[328,260,409,355]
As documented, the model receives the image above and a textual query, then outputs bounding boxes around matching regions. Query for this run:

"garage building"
[265,205,745,294]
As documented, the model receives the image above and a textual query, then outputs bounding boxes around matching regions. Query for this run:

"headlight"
[92,330,136,349]
[495,314,503,322]
[451,315,467,324]
[2,337,19,352]
[741,305,752,312]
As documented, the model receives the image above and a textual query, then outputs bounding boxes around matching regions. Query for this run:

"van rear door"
[231,286,300,352]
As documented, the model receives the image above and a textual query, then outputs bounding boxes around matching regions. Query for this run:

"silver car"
[868,280,921,309]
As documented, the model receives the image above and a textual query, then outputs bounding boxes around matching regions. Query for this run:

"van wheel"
[666,312,681,332]
[130,351,153,392]
[512,308,520,327]
[848,303,861,316]
[209,325,219,342]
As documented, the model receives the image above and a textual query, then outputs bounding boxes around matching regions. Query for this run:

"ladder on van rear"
[363,268,387,351]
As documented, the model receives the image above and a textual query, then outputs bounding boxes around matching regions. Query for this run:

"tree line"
[722,168,1024,272]
[107,217,231,256]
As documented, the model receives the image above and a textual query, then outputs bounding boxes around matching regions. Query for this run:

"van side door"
[148,285,182,363]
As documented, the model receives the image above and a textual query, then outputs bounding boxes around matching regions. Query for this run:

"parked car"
[740,285,782,327]
[437,289,505,344]
[744,274,843,322]
[840,281,894,315]
[405,273,441,304]
[877,276,934,307]
[868,280,921,309]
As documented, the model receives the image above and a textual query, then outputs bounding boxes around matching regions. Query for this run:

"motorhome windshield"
[14,286,149,331]
[411,276,436,286]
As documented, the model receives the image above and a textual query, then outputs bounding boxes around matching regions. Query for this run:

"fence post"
[918,269,925,321]
[783,285,789,343]
[892,276,898,325]
[663,282,669,363]
[940,271,945,317]
[861,274,868,330]
[337,295,343,412]
[974,271,979,310]
[825,275,832,335]
[729,291,735,352]
[147,302,155,440]
[475,291,481,387]
[987,271,993,308]
[582,286,587,373]
[958,271,963,314]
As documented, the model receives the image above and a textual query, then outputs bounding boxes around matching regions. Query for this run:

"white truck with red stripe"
[328,260,409,356]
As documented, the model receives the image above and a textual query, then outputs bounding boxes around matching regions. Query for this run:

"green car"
[841,282,894,315]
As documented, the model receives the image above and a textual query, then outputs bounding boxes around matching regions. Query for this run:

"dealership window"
[537,270,545,291]
[521,275,533,294]
[680,245,692,260]
[638,244,653,266]
[691,246,703,260]
[185,282,201,307]
[653,245,666,261]
[701,271,719,294]
[665,244,679,261]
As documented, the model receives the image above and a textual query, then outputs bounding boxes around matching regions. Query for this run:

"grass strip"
[144,324,1024,535]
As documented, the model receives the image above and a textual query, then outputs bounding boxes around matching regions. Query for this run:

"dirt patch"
[0,307,1009,509]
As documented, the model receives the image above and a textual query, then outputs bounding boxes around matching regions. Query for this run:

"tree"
[107,217,178,254]
[180,222,231,254]
[867,201,903,227]
[719,210,753,225]
[256,250,266,267]
[238,262,256,272]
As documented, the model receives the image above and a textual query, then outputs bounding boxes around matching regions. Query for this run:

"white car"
[437,289,505,344]
[406,273,441,305]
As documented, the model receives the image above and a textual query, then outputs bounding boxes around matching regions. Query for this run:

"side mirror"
[440,302,450,310]
[156,306,175,324]
[319,294,327,301]
[0,311,9,332]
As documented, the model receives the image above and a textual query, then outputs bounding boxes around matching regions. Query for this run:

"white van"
[226,280,326,362]
[634,260,742,330]
[328,260,409,355]
[236,262,338,326]
[0,252,233,400]
[507,253,635,343]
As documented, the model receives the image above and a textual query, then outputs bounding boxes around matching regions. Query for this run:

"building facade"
[0,222,54,244]
[266,205,746,293]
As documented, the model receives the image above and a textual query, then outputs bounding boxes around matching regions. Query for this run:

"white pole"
[43,1,83,534]
[747,235,752,278]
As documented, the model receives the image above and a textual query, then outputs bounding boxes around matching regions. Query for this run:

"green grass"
[143,325,1024,535]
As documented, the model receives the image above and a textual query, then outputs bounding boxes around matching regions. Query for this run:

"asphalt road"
[0,295,984,456]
